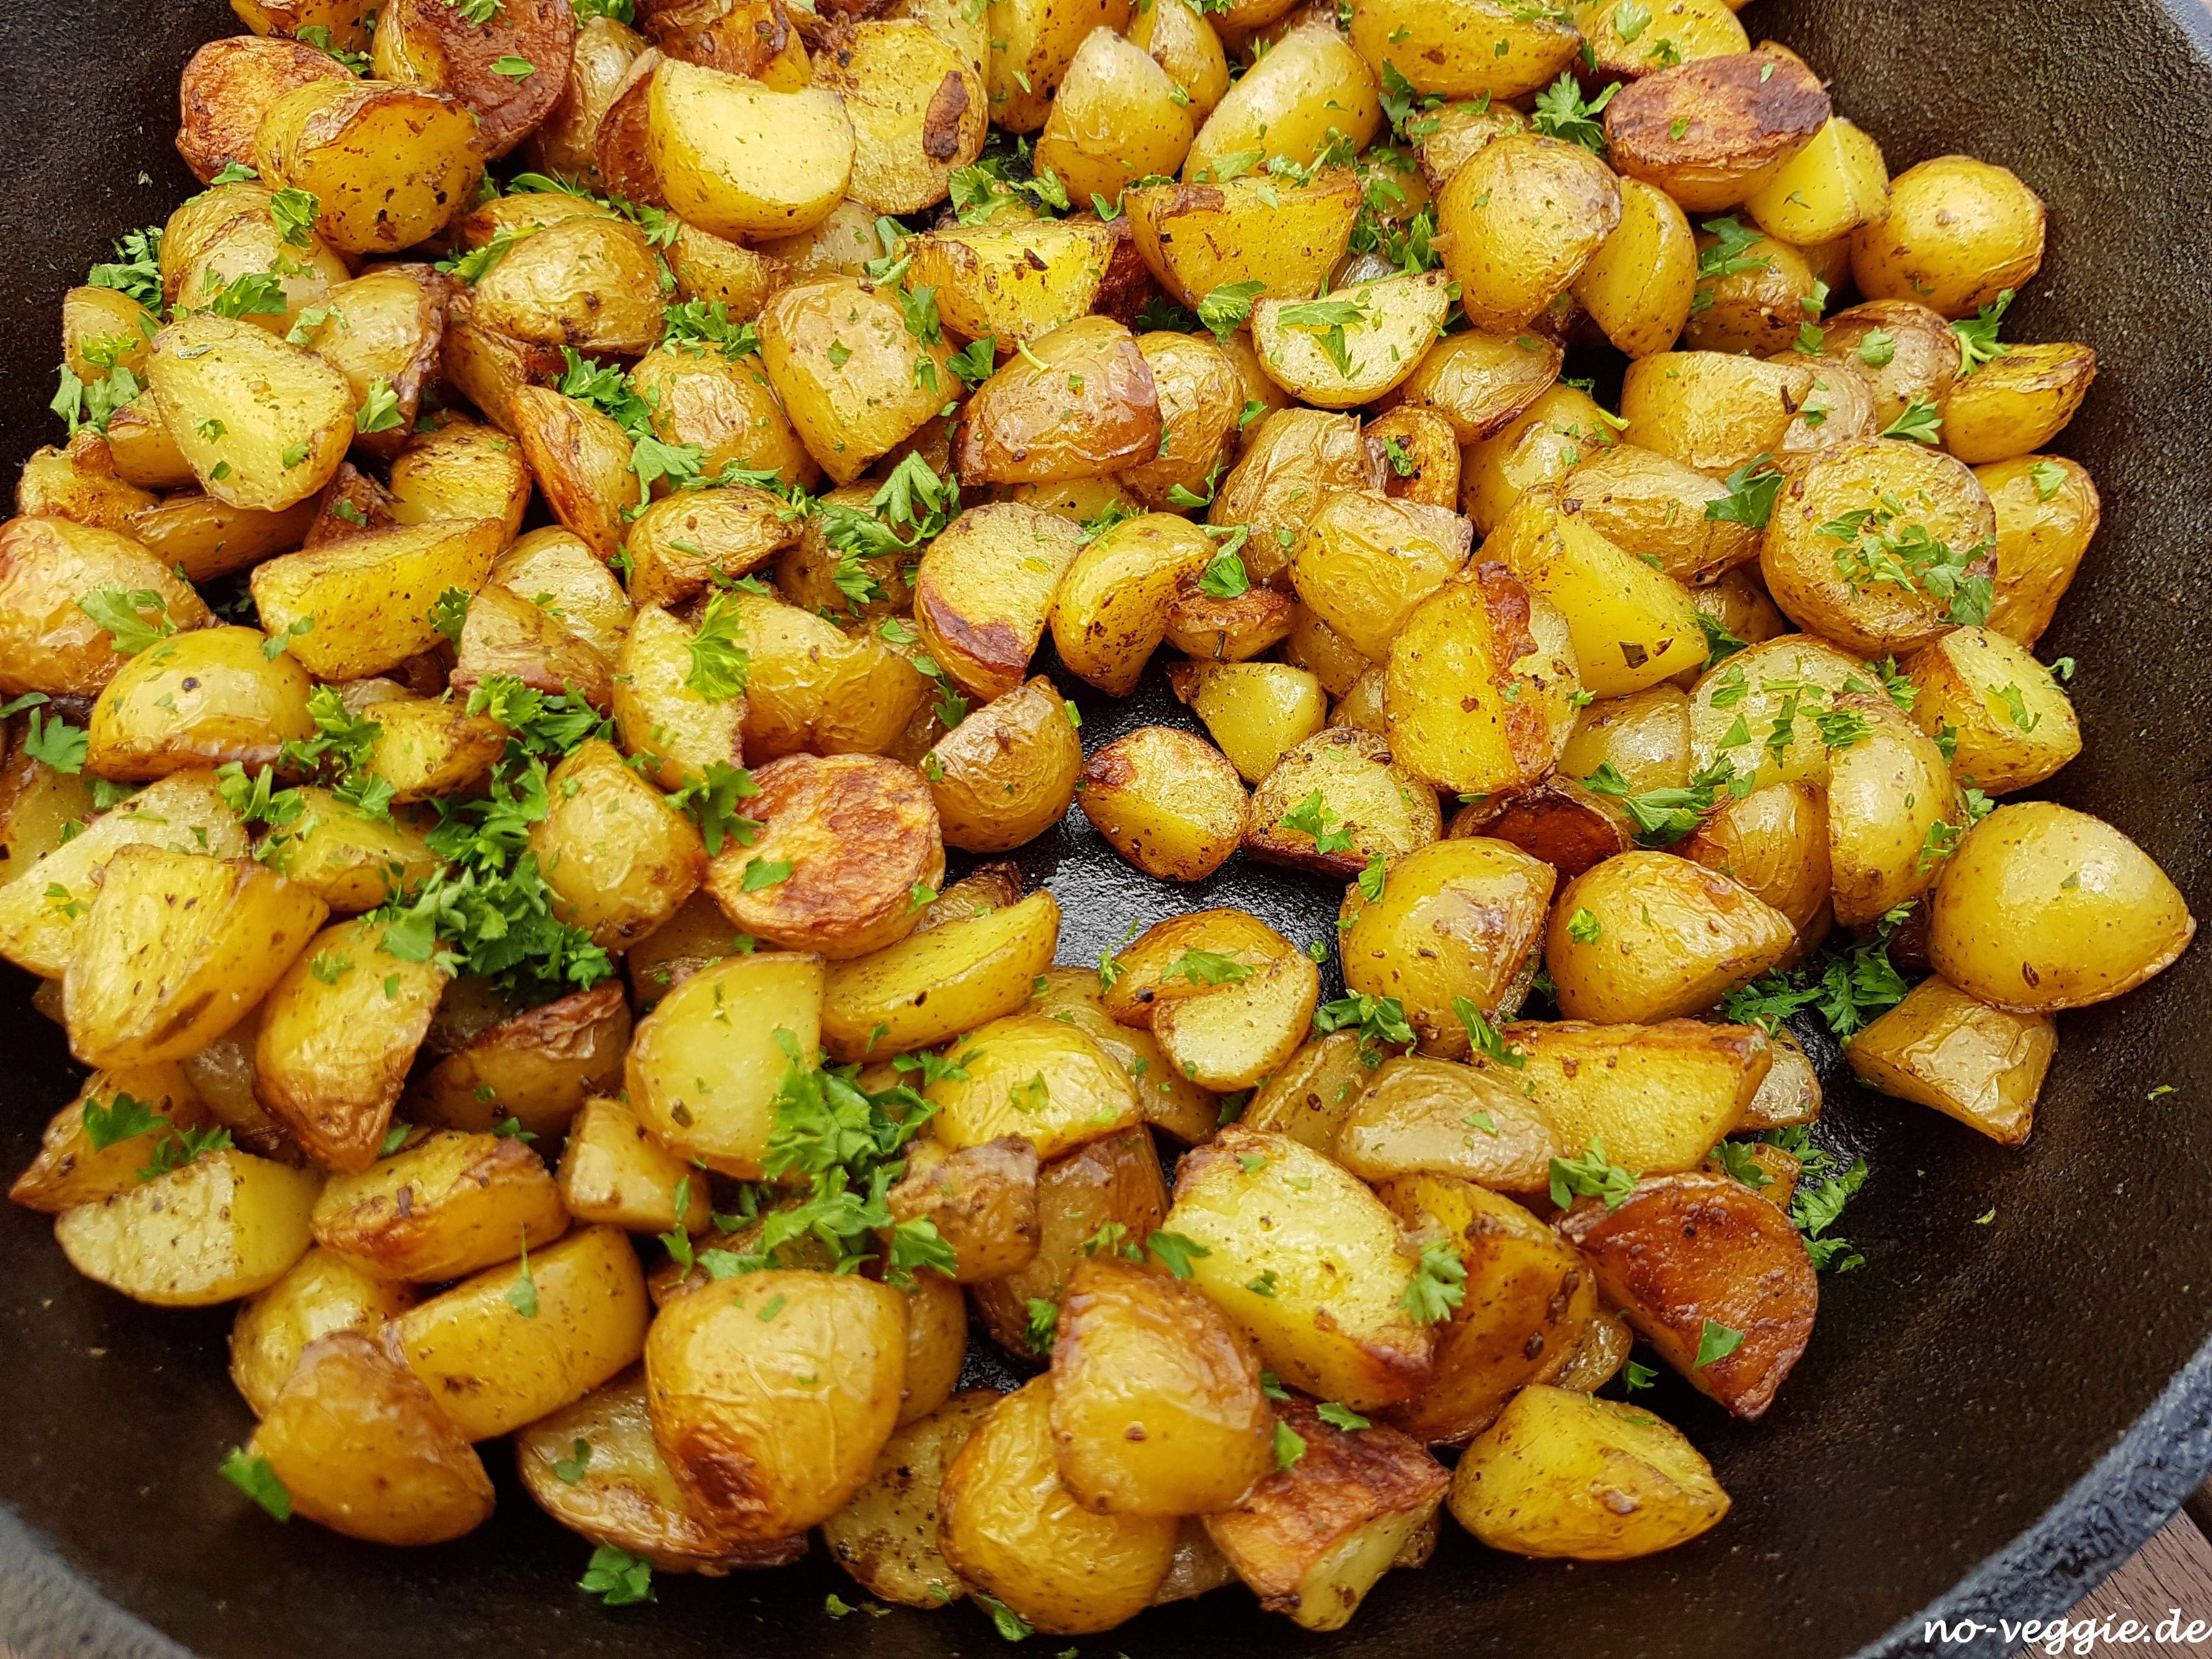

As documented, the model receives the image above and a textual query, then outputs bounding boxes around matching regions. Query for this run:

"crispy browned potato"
[1453,781,1630,880]
[706,752,943,959]
[15,431,159,534]
[938,1376,1179,1633]
[517,1365,804,1573]
[1079,725,1248,882]
[310,1128,568,1282]
[1203,1394,1448,1632]
[1376,1173,1595,1444]
[1604,52,1829,211]
[1164,585,1297,665]
[912,502,1084,701]
[1244,727,1442,878]
[972,1130,1169,1359]
[888,1136,1041,1284]
[415,983,632,1141]
[254,79,484,253]
[1126,171,1361,310]
[175,35,348,184]
[247,1330,494,1544]
[373,0,576,159]
[510,385,635,560]
[471,216,665,357]
[636,0,810,83]
[526,12,649,180]
[645,1267,909,1539]
[1558,1170,1817,1419]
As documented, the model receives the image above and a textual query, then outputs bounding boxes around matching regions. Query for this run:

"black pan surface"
[3,2,2211,1655]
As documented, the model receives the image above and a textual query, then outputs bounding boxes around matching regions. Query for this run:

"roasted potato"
[1899,625,2079,793]
[1547,852,1796,1024]
[1927,803,2194,1013]
[816,20,987,213]
[887,1136,1040,1283]
[1678,779,1833,950]
[1448,1385,1728,1559]
[1506,1019,1770,1175]
[758,277,951,484]
[56,1147,321,1306]
[1080,725,1249,882]
[645,1267,909,1538]
[1126,171,1363,311]
[955,315,1163,486]
[310,1128,568,1282]
[1029,966,1222,1145]
[1619,351,1816,480]
[912,502,1085,700]
[555,1094,715,1233]
[1242,1031,1371,1153]
[414,982,633,1141]
[1169,661,1327,785]
[1559,1170,1817,1418]
[1393,331,1562,446]
[1439,135,1621,336]
[821,888,1060,1060]
[1245,727,1441,876]
[1333,1054,1560,1192]
[229,1245,419,1418]
[1979,453,2100,646]
[1052,514,1216,696]
[1845,974,2055,1147]
[1347,0,1578,101]
[255,78,485,252]
[175,35,351,185]
[526,12,650,181]
[906,221,1119,353]
[923,1009,1143,1158]
[1850,154,2045,320]
[9,1063,212,1215]
[373,0,575,159]
[1822,693,1961,927]
[1944,341,2097,466]
[1602,52,1830,212]
[84,624,315,781]
[471,215,667,357]
[251,519,505,680]
[530,738,708,949]
[822,1387,1001,1604]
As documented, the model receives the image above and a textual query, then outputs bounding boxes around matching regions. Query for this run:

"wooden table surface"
[2032,1501,2212,1656]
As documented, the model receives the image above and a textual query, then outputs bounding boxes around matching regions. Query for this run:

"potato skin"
[1602,52,1830,212]
[1547,852,1797,1024]
[938,1376,1179,1634]
[707,752,944,960]
[954,315,1162,486]
[1439,135,1622,336]
[1979,454,2100,646]
[374,0,577,160]
[1448,1385,1727,1560]
[1080,725,1248,882]
[759,277,952,484]
[1334,1054,1560,1192]
[822,888,1060,1062]
[247,1330,495,1545]
[9,1063,211,1216]
[1049,1254,1273,1517]
[309,1129,568,1283]
[531,738,708,950]
[925,676,1084,851]
[0,517,212,698]
[888,1136,1041,1284]
[1927,802,2194,1013]
[922,1010,1143,1160]
[175,35,350,185]
[85,623,315,781]
[229,1246,420,1418]
[1850,155,2046,320]
[1845,975,2055,1147]
[1558,1171,1817,1420]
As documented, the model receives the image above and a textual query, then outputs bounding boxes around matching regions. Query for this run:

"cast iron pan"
[4,1,2211,1655]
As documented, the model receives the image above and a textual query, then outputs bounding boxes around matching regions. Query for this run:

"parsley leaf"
[1312,992,1414,1067]
[1693,1318,1744,1368]
[1273,1418,1308,1470]
[1705,454,1784,529]
[578,1545,654,1606]
[1550,1135,1638,1211]
[1878,399,1944,444]
[76,584,174,654]
[1025,1296,1059,1356]
[82,1091,167,1150]
[218,1449,291,1520]
[1198,551,1250,597]
[1316,1401,1370,1431]
[1951,287,2013,376]
[1146,1230,1211,1278]
[1278,788,1354,855]
[1161,949,1252,987]
[1197,280,1266,342]
[1400,1238,1466,1323]
[1528,71,1618,154]
[684,593,750,700]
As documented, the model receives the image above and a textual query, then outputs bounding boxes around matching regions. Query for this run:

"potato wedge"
[1290,489,1471,661]
[310,1128,567,1282]
[821,889,1060,1061]
[385,418,533,538]
[1242,1031,1369,1154]
[1252,269,1449,408]
[1244,726,1440,878]
[1169,661,1327,785]
[84,624,315,781]
[1165,1127,1433,1410]
[1979,454,2100,647]
[1030,967,1222,1144]
[1334,1055,1560,1192]
[229,1246,419,1418]
[1203,1393,1447,1630]
[387,1224,650,1441]
[650,59,852,239]
[822,1388,999,1605]
[530,738,707,949]
[518,1365,805,1573]
[9,1063,211,1216]
[555,1094,714,1234]
[411,982,632,1142]
[1944,341,2096,466]
[148,313,353,510]
[471,215,667,357]
[1152,952,1320,1093]
[954,315,1161,486]
[625,951,824,1176]
[1847,973,2054,1146]
[923,1010,1143,1159]
[1080,724,1249,882]
[921,678,1084,851]
[0,517,210,698]
[645,1266,909,1538]
[1678,779,1833,950]
[813,20,984,213]
[57,1148,321,1306]
[1126,171,1362,310]
[758,276,955,484]
[1547,852,1796,1024]
[251,518,505,680]
[1448,1384,1728,1559]
[64,847,327,1070]
[1506,1019,1769,1176]
[1438,134,1622,336]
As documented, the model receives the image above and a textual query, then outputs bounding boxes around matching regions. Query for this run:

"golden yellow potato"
[150,313,352,511]
[954,314,1163,486]
[625,951,825,1177]
[1900,625,2079,793]
[706,751,942,960]
[970,1129,1169,1357]
[413,983,632,1142]
[524,12,648,180]
[1564,444,1757,585]
[8,1063,211,1215]
[1333,1054,1560,1190]
[1846,974,2055,1147]
[387,1224,650,1441]
[1928,802,2195,1014]
[160,180,352,335]
[908,221,1117,355]
[16,430,159,533]
[1560,690,1691,803]
[1163,1127,1434,1411]
[1242,1031,1370,1154]
[1348,0,1579,100]
[608,607,740,793]
[229,1246,419,1418]
[0,771,246,978]
[1743,115,1889,246]
[1031,966,1221,1144]
[0,516,211,699]
[1048,1254,1272,1516]
[1979,453,2100,646]
[731,589,930,761]
[752,198,886,280]
[821,1389,1002,1605]
[530,739,707,950]
[1850,154,2045,320]
[1759,438,1996,657]
[939,1376,1178,1632]
[1575,0,1747,84]
[1412,98,1526,192]
[311,1128,568,1282]
[1375,1174,1596,1444]
[814,20,987,214]
[1385,567,1582,798]
[1815,298,1961,431]
[1438,135,1622,336]
[988,0,1133,133]
[923,1009,1143,1159]
[649,59,854,239]
[1283,599,1373,698]
[1213,407,1372,580]
[625,481,800,607]
[1120,329,1243,507]
[251,518,505,680]
[1619,351,1816,479]
[1740,1023,1822,1131]
[354,695,505,804]
[1602,51,1830,212]
[246,1330,495,1545]
[64,847,328,1070]
[517,1365,805,1574]
[1244,726,1441,876]
[1569,176,1699,360]
[1127,0,1231,120]
[1151,949,1321,1092]
[84,624,314,781]
[1099,907,1295,1027]
[385,417,533,538]
[1051,513,1217,696]
[1679,779,1832,949]
[175,33,351,184]
[1547,851,1796,1023]
[255,78,483,253]
[56,1148,321,1307]
[913,502,1086,700]
[1201,1393,1447,1630]
[1290,489,1471,661]
[1036,27,1194,204]
[1683,227,1816,358]
[1684,633,1864,789]
[1391,331,1558,449]
[470,216,666,358]
[759,277,953,484]
[555,1095,715,1234]
[1182,17,1380,185]
[1125,171,1362,310]
[1460,382,1624,534]
[1168,661,1327,785]
[645,1267,909,1538]
[255,917,448,1172]
[821,888,1062,1061]
[637,338,814,490]
[1448,1385,1728,1559]
[449,582,614,711]
[1824,693,1960,927]
[887,1136,1040,1284]
[1079,724,1249,882]
[1509,1018,1770,1175]
[1943,341,2096,466]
